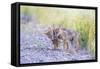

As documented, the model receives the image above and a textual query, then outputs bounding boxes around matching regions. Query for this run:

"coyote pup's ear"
[44,25,52,35]
[58,24,63,29]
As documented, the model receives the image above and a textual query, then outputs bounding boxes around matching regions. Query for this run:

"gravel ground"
[20,32,95,64]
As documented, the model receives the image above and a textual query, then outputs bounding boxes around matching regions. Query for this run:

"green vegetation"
[20,6,95,55]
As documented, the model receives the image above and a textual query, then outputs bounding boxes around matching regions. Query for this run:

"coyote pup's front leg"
[52,39,59,49]
[63,39,69,51]
[58,29,69,51]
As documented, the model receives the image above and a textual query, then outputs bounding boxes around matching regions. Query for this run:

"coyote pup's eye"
[70,37,73,41]
[58,35,62,39]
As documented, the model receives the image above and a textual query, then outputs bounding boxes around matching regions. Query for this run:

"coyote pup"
[44,25,81,52]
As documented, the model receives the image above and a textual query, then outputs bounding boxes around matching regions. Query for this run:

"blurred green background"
[20,6,96,56]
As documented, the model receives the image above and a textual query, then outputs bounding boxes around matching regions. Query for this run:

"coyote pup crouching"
[44,25,81,52]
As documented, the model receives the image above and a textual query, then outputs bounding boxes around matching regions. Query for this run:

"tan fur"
[44,25,81,52]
